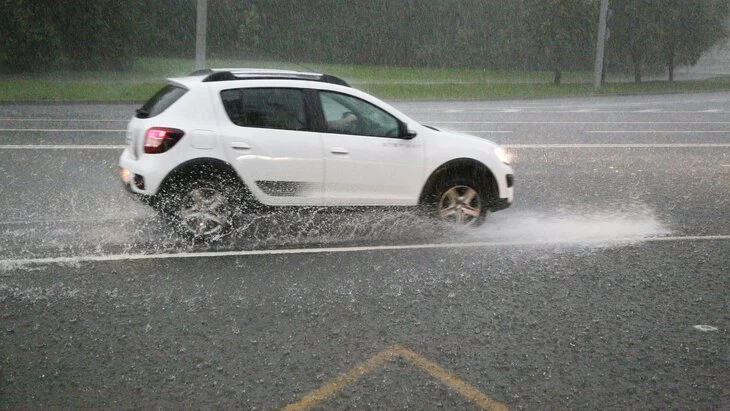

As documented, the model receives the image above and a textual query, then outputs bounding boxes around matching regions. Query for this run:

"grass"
[1,57,729,102]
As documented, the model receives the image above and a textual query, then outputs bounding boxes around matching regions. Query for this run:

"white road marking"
[408,109,727,114]
[459,130,514,133]
[1,234,728,268]
[503,143,730,148]
[0,145,125,150]
[0,118,127,122]
[430,121,730,124]
[0,128,124,132]
[2,143,727,150]
[588,130,729,134]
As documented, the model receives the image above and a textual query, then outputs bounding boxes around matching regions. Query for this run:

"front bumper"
[489,197,512,211]
[490,173,514,211]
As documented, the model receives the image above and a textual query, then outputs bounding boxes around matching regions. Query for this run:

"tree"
[608,0,664,83]
[0,0,61,72]
[525,0,599,84]
[657,0,729,81]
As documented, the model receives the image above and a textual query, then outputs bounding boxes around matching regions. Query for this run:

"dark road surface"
[1,93,728,409]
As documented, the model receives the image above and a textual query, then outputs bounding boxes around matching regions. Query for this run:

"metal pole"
[195,0,208,70]
[594,0,609,89]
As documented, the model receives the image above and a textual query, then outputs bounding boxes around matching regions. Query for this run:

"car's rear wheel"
[160,178,239,240]
[429,176,488,227]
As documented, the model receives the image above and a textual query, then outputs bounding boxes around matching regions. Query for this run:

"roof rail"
[196,68,350,87]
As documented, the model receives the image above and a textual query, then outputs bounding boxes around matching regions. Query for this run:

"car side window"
[221,88,309,131]
[319,91,400,138]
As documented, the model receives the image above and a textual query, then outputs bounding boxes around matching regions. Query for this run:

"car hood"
[423,125,500,149]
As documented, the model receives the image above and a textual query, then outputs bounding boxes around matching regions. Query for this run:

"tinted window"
[221,88,308,131]
[319,91,400,137]
[136,85,187,118]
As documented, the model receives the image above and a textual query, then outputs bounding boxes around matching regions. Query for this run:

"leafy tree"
[56,0,143,71]
[0,0,60,72]
[525,0,599,84]
[657,0,729,81]
[608,0,663,83]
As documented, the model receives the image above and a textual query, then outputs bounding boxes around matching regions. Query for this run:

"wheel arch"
[153,157,260,211]
[419,158,499,205]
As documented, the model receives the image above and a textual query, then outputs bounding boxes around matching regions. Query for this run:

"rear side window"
[136,85,187,118]
[221,88,308,131]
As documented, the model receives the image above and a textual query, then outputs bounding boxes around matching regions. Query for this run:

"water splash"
[466,206,670,246]
[0,204,670,266]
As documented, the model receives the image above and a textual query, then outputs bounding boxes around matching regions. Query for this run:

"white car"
[119,69,514,238]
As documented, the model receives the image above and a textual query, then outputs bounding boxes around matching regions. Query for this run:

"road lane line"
[458,130,513,133]
[0,118,127,122]
[3,144,727,150]
[503,143,730,148]
[283,346,396,410]
[0,144,125,150]
[1,235,728,268]
[0,128,125,132]
[587,130,729,134]
[393,345,507,411]
[430,121,730,124]
[284,344,507,411]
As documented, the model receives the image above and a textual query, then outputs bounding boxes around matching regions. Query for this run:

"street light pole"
[594,0,610,89]
[195,0,208,70]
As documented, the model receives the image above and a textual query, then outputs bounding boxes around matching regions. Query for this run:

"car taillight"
[143,127,185,154]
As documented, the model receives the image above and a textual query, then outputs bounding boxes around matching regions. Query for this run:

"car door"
[217,87,324,205]
[318,90,425,206]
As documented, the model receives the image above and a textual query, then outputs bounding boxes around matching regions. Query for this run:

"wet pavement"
[1,93,728,409]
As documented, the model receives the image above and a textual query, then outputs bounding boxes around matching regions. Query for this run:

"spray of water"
[0,202,670,268]
[465,206,670,246]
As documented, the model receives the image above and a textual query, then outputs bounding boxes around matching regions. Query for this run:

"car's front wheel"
[428,176,488,227]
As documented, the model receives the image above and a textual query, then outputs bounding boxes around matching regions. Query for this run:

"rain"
[1,1,729,409]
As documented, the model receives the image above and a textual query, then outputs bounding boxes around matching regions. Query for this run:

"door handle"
[231,142,251,150]
[330,147,349,155]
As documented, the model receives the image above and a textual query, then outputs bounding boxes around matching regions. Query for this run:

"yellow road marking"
[284,344,507,411]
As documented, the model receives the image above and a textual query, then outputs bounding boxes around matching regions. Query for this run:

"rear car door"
[216,87,324,205]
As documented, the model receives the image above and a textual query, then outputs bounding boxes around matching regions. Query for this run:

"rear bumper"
[119,165,153,205]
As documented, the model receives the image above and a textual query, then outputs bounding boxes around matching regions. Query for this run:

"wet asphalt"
[1,93,728,409]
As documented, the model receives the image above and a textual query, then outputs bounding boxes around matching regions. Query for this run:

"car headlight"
[494,146,512,164]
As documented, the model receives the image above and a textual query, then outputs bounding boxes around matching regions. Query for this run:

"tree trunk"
[553,68,561,85]
[633,61,642,83]
[666,43,676,82]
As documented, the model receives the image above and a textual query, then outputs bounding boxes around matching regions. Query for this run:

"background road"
[1,93,728,409]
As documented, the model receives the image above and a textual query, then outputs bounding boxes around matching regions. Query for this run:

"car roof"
[170,68,350,87]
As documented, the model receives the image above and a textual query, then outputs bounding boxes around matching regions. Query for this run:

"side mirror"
[401,123,418,139]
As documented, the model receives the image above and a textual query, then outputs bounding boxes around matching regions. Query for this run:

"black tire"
[158,177,240,240]
[426,175,488,227]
